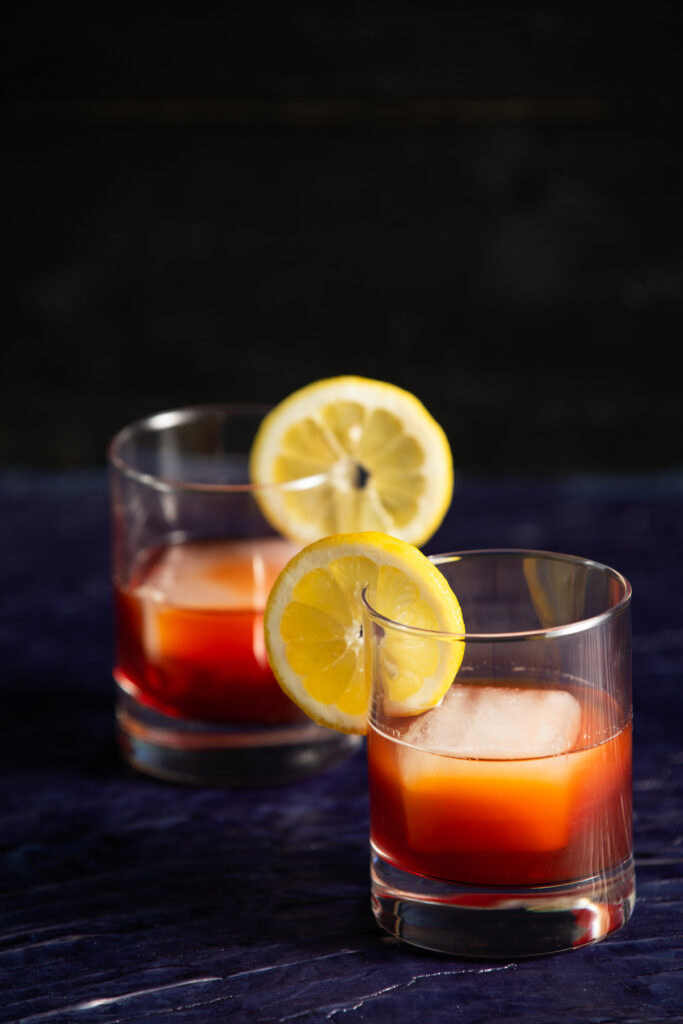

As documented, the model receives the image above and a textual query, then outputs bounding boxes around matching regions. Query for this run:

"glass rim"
[107,402,331,494]
[362,547,632,642]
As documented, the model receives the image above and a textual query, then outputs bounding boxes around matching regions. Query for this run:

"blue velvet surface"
[1,470,681,1023]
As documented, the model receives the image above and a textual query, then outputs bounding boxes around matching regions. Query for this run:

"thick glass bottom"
[371,846,635,958]
[115,681,361,786]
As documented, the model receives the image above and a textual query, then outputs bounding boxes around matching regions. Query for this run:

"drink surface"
[368,680,632,886]
[115,537,302,724]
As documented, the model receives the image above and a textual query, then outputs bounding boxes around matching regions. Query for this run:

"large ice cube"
[403,684,582,760]
[397,684,583,855]
[138,537,297,610]
[136,537,297,660]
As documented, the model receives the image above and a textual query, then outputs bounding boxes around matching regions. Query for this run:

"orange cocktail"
[368,682,632,888]
[108,403,361,785]
[364,548,634,957]
[115,537,301,725]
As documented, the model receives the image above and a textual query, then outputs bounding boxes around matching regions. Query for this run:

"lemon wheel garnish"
[264,531,465,734]
[249,376,453,546]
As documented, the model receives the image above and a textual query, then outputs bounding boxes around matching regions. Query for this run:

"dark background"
[2,4,682,474]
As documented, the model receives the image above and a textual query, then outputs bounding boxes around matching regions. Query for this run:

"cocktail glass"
[109,404,361,785]
[364,549,634,957]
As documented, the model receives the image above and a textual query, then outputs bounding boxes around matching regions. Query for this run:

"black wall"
[3,5,682,473]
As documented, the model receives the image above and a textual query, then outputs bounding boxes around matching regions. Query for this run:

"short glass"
[109,404,360,786]
[365,549,634,958]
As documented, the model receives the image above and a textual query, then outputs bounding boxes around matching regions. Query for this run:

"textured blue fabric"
[1,470,681,1023]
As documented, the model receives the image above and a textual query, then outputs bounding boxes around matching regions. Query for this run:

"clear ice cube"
[136,537,297,659]
[403,684,582,760]
[138,537,297,610]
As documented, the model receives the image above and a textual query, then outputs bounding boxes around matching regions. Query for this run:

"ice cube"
[403,684,582,760]
[136,537,297,660]
[139,537,297,610]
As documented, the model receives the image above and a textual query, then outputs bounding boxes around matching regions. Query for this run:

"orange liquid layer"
[368,686,632,886]
[115,538,303,724]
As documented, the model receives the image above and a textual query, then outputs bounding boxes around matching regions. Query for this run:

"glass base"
[371,847,635,958]
[115,682,361,786]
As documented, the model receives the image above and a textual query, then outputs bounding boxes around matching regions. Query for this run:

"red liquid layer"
[368,685,632,887]
[115,538,303,725]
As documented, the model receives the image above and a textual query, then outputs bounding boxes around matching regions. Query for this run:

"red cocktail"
[364,549,635,957]
[109,404,359,784]
[115,537,301,725]
[368,682,632,888]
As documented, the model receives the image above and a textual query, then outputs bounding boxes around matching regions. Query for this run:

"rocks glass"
[109,404,360,786]
[365,549,634,957]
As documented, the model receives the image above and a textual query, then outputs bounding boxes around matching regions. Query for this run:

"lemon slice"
[264,531,465,734]
[249,376,453,546]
